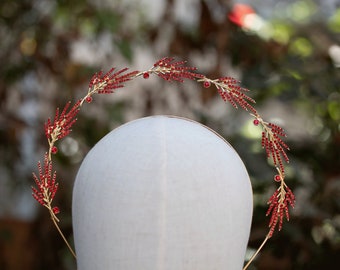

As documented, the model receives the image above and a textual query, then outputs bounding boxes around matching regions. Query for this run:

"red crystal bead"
[274,175,281,182]
[51,146,58,154]
[143,72,150,79]
[253,119,260,126]
[52,207,60,214]
[85,96,93,103]
[203,81,211,88]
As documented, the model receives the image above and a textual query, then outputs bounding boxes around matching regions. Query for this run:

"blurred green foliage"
[0,0,339,269]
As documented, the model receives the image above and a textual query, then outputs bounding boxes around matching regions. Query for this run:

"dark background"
[0,0,339,269]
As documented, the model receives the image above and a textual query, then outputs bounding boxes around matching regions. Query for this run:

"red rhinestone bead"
[274,175,281,182]
[203,81,211,88]
[85,96,93,103]
[143,72,150,79]
[51,146,58,154]
[52,207,60,214]
[253,119,260,126]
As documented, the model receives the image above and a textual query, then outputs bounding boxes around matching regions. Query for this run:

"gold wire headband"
[31,57,295,268]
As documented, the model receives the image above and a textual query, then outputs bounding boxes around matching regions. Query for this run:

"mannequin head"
[72,116,252,269]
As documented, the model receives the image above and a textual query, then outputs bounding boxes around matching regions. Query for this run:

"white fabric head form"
[72,116,253,270]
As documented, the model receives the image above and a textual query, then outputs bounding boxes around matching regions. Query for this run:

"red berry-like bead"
[85,96,93,103]
[51,146,58,154]
[274,174,281,182]
[253,119,260,126]
[203,81,211,88]
[52,207,60,214]
[143,72,150,79]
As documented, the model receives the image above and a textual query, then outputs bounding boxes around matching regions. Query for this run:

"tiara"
[31,57,295,269]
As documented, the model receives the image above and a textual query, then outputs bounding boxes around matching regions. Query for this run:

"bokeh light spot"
[20,37,37,56]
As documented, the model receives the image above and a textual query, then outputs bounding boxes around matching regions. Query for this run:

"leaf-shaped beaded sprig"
[32,57,294,268]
